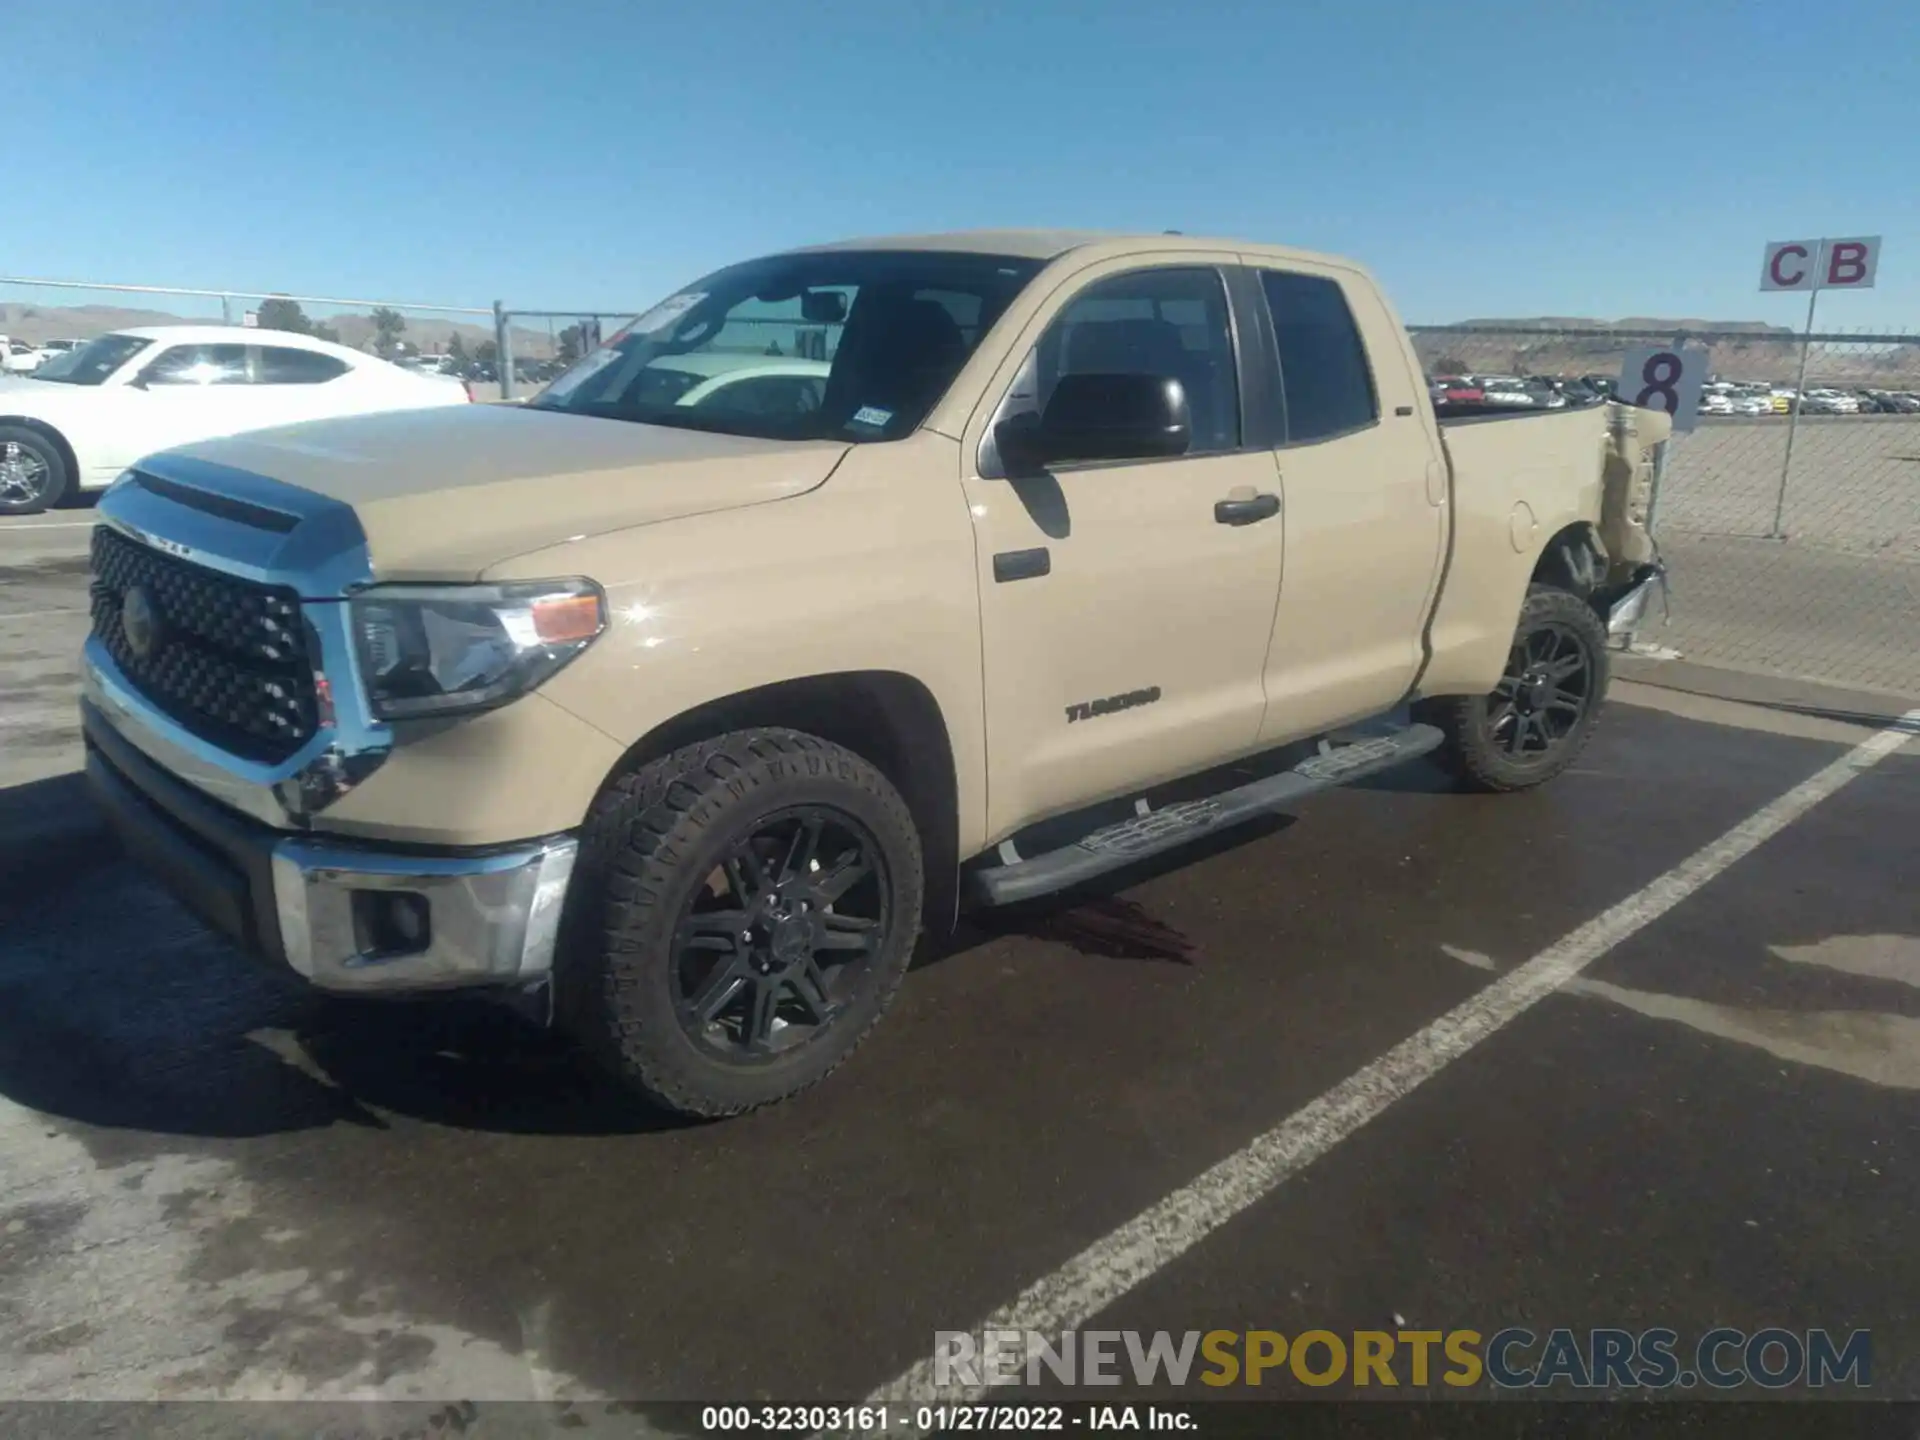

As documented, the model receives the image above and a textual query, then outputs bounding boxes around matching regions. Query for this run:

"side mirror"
[996,373,1192,472]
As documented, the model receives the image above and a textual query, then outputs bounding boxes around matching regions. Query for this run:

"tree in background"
[475,340,498,365]
[371,307,407,359]
[556,323,585,365]
[447,333,469,367]
[256,296,313,335]
[311,320,342,344]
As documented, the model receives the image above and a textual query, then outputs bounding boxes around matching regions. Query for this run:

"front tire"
[1421,584,1610,793]
[0,426,72,516]
[558,729,924,1118]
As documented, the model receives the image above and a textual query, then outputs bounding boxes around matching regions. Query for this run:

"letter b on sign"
[1618,346,1708,434]
[1822,236,1880,289]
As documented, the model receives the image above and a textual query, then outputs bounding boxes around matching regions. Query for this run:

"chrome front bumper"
[272,835,578,994]
[83,693,577,996]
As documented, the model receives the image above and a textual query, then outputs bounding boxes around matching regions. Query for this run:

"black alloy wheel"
[673,806,893,1062]
[1487,620,1595,761]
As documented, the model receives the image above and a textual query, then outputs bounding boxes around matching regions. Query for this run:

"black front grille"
[90,526,319,762]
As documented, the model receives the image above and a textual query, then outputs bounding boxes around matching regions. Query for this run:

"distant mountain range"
[1442,317,1797,336]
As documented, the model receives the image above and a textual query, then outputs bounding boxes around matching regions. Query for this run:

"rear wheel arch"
[589,671,963,936]
[1530,521,1606,602]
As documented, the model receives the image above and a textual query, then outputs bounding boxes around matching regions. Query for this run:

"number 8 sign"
[1617,345,1709,433]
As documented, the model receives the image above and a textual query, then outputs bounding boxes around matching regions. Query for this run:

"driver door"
[960,260,1288,840]
[104,342,272,471]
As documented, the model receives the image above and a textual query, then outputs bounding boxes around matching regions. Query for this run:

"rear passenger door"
[113,343,276,467]
[1250,265,1447,744]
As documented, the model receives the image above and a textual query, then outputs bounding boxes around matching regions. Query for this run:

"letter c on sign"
[1770,245,1809,288]
[1827,242,1868,286]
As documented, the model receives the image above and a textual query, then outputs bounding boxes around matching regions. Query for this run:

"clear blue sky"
[12,0,1918,327]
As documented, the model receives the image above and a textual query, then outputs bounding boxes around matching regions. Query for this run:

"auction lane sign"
[1760,237,1881,291]
[1618,345,1709,433]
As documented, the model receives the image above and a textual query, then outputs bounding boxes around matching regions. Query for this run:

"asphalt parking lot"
[2,513,1918,1434]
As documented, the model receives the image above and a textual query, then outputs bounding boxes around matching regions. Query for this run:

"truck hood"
[158,404,851,580]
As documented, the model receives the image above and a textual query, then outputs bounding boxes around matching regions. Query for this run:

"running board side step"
[968,724,1446,907]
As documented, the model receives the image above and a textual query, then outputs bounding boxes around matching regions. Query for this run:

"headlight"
[349,579,605,720]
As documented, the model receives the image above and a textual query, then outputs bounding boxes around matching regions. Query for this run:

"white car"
[1,337,46,374]
[0,326,472,514]
[1698,392,1735,416]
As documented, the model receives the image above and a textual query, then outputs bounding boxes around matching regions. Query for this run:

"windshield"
[528,249,1044,441]
[32,333,154,385]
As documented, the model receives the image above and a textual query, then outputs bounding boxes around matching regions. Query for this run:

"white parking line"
[0,521,97,530]
[869,709,1920,1408]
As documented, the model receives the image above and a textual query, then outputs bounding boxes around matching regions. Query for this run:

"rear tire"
[0,426,71,516]
[557,728,924,1118]
[1419,584,1609,793]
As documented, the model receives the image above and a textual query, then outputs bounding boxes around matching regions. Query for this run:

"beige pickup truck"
[80,230,1668,1117]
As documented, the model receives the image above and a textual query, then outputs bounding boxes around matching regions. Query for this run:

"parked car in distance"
[1,337,46,374]
[0,326,474,513]
[1799,389,1859,415]
[1698,391,1735,416]
[401,354,462,377]
[80,228,1672,1118]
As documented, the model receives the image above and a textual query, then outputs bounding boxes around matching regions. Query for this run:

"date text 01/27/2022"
[699,1403,1196,1432]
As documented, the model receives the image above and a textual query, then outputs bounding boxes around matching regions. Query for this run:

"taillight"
[463,381,475,403]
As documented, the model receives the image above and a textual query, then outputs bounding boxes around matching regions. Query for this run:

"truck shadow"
[5,840,1256,1145]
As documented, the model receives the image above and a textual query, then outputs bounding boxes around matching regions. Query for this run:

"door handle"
[1214,492,1281,526]
[993,547,1051,582]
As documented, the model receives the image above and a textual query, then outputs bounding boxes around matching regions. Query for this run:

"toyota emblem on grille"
[121,585,164,660]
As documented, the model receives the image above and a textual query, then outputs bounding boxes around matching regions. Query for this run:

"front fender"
[487,433,992,854]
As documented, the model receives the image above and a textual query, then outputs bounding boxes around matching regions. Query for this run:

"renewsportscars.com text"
[933,1327,1872,1391]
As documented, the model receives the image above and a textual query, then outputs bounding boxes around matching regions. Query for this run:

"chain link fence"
[1411,325,1920,700]
[0,277,502,383]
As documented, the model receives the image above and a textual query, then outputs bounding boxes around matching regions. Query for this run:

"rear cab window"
[1258,270,1379,443]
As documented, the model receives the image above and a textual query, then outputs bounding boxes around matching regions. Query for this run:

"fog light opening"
[353,889,432,958]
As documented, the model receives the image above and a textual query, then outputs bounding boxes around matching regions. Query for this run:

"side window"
[143,343,251,386]
[257,347,349,384]
[1032,267,1240,454]
[1259,270,1379,443]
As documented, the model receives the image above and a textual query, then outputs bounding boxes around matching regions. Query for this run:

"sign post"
[1758,236,1881,537]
